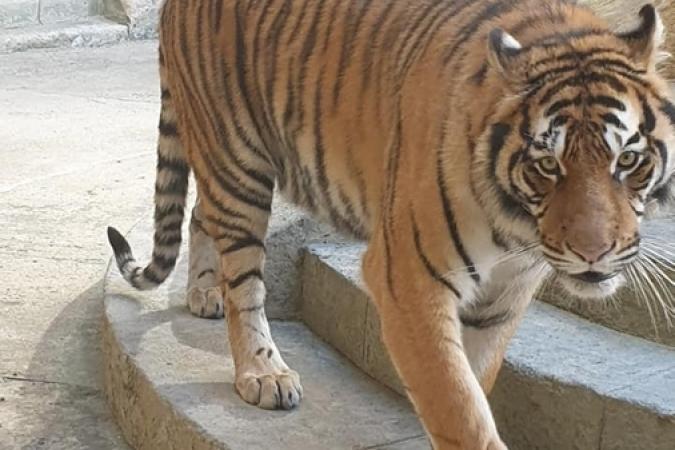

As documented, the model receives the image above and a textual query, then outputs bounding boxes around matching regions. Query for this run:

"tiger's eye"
[617,151,639,169]
[537,156,559,174]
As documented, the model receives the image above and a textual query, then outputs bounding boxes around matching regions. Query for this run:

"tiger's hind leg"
[186,198,225,319]
[196,178,302,410]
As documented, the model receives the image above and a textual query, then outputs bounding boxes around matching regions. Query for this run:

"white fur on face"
[557,272,626,300]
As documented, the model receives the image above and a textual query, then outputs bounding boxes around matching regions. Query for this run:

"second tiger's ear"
[618,4,666,71]
[487,28,525,84]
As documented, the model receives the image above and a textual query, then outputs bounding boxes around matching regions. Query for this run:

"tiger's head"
[481,4,674,299]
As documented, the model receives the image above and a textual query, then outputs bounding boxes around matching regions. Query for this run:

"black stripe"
[528,48,628,74]
[155,233,182,247]
[286,0,312,45]
[382,227,398,303]
[545,95,581,117]
[626,132,641,147]
[157,155,189,175]
[229,269,263,289]
[141,267,163,285]
[233,0,274,153]
[443,0,518,66]
[394,0,446,75]
[203,213,259,241]
[639,95,656,133]
[314,69,355,233]
[158,118,178,136]
[332,0,373,108]
[156,177,189,197]
[154,203,184,222]
[661,101,675,127]
[411,212,462,298]
[602,113,627,130]
[588,95,626,111]
[520,28,611,53]
[542,242,564,255]
[437,159,479,283]
[360,1,396,94]
[223,237,266,254]
[150,252,176,271]
[654,139,668,186]
[160,89,171,101]
[460,311,512,329]
[650,174,673,204]
[488,123,530,220]
[213,0,223,31]
[198,269,215,279]
[538,72,627,105]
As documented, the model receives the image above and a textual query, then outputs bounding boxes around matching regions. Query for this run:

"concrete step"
[102,201,674,450]
[0,17,127,53]
[540,218,675,347]
[302,244,675,450]
[0,0,91,28]
[102,217,427,450]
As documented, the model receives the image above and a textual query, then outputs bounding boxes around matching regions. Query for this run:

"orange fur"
[107,1,675,447]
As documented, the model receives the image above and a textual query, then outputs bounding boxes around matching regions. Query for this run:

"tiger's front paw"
[236,368,303,410]
[187,286,225,319]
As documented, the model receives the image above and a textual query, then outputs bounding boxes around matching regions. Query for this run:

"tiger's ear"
[618,4,666,70]
[487,28,524,83]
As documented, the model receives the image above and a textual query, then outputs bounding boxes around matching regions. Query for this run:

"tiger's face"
[484,5,675,299]
[528,93,673,299]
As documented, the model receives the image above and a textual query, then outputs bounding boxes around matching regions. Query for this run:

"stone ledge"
[102,217,426,450]
[302,244,675,450]
[0,17,128,53]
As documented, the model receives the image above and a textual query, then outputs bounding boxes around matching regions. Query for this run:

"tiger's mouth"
[556,270,626,299]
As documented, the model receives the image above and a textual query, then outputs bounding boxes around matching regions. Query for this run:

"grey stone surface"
[302,244,405,396]
[0,378,126,450]
[0,0,38,28]
[103,221,426,450]
[541,218,675,347]
[0,17,128,53]
[40,0,90,24]
[303,243,675,450]
[101,0,159,39]
[1,41,167,450]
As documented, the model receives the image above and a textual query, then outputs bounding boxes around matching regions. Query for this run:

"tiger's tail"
[107,50,188,290]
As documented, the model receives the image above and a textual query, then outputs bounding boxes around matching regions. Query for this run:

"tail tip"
[107,226,131,257]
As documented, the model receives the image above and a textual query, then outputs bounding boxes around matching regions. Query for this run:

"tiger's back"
[157,0,561,239]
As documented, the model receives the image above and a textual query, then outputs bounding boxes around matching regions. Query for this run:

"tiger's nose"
[570,271,617,283]
[566,241,617,263]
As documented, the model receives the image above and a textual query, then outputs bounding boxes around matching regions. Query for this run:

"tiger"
[106,0,675,447]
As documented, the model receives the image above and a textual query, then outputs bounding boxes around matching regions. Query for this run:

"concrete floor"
[0,41,163,450]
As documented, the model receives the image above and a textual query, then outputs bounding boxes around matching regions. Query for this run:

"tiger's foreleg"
[462,264,549,393]
[363,228,506,450]
[196,184,302,410]
[186,197,225,319]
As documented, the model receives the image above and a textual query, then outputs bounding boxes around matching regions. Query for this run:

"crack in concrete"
[2,375,101,393]
[0,151,153,193]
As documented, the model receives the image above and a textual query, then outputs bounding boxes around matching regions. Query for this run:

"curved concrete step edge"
[101,219,427,450]
[102,262,229,450]
[0,17,128,54]
[301,243,675,450]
